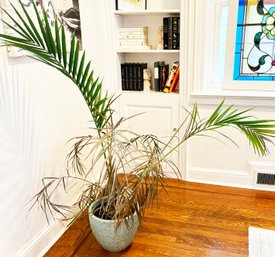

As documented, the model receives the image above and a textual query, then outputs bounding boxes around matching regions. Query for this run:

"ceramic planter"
[88,200,139,252]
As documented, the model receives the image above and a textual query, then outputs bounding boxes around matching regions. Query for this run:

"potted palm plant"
[1,1,275,253]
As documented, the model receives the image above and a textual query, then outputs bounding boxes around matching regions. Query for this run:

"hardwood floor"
[44,179,275,257]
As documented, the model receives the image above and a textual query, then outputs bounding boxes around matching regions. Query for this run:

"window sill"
[190,90,275,108]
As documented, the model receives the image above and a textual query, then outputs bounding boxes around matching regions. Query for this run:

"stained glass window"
[234,0,275,80]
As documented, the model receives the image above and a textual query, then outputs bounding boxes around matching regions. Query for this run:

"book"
[154,61,161,91]
[121,63,127,90]
[137,63,147,91]
[125,63,130,90]
[172,17,180,49]
[133,63,138,90]
[158,61,165,91]
[121,62,147,91]
[177,17,180,49]
[128,63,134,90]
[168,17,173,49]
[118,27,149,48]
[137,64,143,91]
[163,18,169,49]
[118,27,148,32]
[163,62,179,93]
[119,33,148,40]
[159,63,169,91]
[163,17,180,50]
[119,40,148,47]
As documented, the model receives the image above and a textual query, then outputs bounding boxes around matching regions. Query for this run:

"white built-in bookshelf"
[112,0,182,170]
[114,2,181,94]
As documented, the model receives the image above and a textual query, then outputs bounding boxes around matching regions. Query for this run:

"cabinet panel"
[119,93,179,176]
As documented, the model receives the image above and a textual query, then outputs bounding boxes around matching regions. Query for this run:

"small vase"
[88,200,139,252]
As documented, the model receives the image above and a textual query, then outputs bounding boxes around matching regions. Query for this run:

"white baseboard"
[187,166,275,191]
[15,220,66,257]
[187,166,253,188]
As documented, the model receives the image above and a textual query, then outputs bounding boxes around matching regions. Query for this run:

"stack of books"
[154,61,179,93]
[153,61,169,92]
[163,17,180,50]
[163,62,180,93]
[121,63,147,91]
[118,27,150,50]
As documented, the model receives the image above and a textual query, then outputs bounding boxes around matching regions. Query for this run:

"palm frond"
[0,1,113,130]
[178,101,275,156]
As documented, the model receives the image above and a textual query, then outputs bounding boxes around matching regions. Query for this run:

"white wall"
[186,102,275,190]
[0,44,91,257]
[0,1,101,256]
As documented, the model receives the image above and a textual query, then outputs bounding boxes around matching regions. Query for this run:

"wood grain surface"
[44,179,275,257]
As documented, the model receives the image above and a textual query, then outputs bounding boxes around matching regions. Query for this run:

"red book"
[163,63,179,93]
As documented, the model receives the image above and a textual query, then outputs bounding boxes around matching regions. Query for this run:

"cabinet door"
[119,93,179,176]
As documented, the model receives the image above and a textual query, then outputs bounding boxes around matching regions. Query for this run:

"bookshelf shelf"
[114,9,180,16]
[120,91,180,98]
[116,49,180,54]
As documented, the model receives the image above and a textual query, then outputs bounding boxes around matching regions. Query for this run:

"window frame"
[224,0,275,91]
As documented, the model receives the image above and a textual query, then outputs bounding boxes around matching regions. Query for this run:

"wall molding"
[187,166,275,192]
[14,221,66,257]
[187,166,253,188]
[190,91,275,108]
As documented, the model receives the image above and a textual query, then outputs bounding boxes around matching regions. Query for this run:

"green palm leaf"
[0,1,113,131]
[178,102,275,156]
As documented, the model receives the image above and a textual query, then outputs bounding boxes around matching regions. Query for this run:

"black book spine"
[129,63,133,90]
[168,17,173,49]
[154,61,160,91]
[165,64,169,88]
[133,63,138,91]
[137,64,143,91]
[125,63,130,90]
[159,61,165,91]
[163,18,169,50]
[172,17,179,50]
[121,63,126,90]
[160,63,169,91]
[177,17,180,49]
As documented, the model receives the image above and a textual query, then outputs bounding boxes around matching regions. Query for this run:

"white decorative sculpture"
[143,68,151,92]
[157,26,163,50]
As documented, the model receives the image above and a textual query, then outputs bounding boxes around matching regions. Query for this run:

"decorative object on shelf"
[116,0,147,11]
[2,1,275,253]
[143,68,151,91]
[157,25,164,50]
[234,0,275,80]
